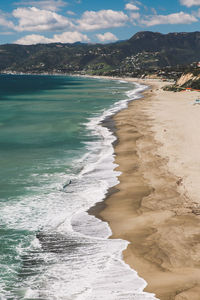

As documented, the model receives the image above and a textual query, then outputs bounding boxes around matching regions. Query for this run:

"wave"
[66,80,158,300]
[0,78,157,300]
[27,79,157,300]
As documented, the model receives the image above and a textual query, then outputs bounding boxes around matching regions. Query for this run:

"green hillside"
[1,31,200,76]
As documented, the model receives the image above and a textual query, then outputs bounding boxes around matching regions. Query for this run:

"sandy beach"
[96,78,200,300]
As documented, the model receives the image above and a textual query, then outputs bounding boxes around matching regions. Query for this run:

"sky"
[0,0,200,45]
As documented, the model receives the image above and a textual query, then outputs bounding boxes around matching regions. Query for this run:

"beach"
[1,75,155,299]
[2,74,200,299]
[97,78,200,300]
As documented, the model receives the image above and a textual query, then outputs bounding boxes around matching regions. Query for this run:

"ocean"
[0,74,156,300]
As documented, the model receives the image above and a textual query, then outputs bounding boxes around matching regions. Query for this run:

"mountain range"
[0,31,200,76]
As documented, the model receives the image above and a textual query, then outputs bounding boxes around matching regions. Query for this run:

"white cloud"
[66,10,76,16]
[180,0,200,7]
[15,33,51,44]
[151,8,157,15]
[129,12,140,24]
[13,0,67,12]
[130,12,140,19]
[13,7,74,32]
[15,31,90,44]
[141,11,198,26]
[125,3,139,11]
[0,10,15,29]
[77,10,129,31]
[0,15,15,29]
[53,31,89,43]
[96,32,118,42]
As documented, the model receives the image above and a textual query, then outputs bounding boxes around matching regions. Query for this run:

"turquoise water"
[0,75,125,199]
[0,75,156,300]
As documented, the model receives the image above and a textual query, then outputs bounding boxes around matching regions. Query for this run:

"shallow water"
[0,74,157,299]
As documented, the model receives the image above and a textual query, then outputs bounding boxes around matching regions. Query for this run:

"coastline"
[91,77,200,300]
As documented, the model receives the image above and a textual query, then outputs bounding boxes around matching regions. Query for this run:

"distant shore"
[92,77,200,299]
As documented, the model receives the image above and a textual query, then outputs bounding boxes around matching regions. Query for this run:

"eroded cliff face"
[176,72,200,86]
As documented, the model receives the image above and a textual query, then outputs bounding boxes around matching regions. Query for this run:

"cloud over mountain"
[13,7,74,31]
[141,11,198,26]
[15,31,89,44]
[77,10,129,31]
[96,32,118,42]
[0,0,199,45]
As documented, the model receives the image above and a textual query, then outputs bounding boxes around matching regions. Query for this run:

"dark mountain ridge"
[1,31,200,76]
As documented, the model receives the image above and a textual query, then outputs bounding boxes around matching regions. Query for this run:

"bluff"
[0,31,200,75]
[164,68,200,91]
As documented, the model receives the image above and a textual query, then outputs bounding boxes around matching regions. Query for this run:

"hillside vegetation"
[1,31,200,77]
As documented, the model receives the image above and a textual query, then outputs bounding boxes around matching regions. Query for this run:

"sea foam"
[0,78,157,300]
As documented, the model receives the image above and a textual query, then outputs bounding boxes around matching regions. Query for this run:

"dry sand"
[97,78,200,300]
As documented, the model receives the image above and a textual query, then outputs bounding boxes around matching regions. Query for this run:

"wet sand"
[97,79,200,300]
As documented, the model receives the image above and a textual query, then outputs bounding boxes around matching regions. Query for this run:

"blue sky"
[0,0,200,45]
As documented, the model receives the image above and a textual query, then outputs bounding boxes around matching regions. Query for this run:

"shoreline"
[90,77,200,300]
